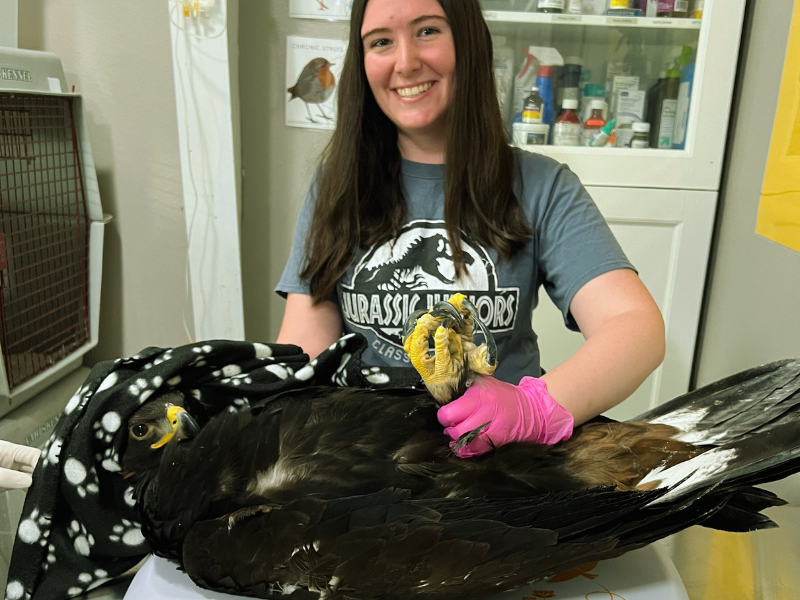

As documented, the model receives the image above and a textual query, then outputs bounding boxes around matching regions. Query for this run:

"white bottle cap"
[617,116,633,126]
[632,122,651,132]
[562,99,579,109]
[590,99,606,110]
[527,86,540,93]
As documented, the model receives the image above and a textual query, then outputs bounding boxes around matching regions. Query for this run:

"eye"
[131,424,149,439]
[370,38,391,48]
[420,27,439,36]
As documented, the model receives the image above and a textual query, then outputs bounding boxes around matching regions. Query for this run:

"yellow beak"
[150,405,188,449]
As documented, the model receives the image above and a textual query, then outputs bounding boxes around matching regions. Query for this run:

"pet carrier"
[0,46,107,417]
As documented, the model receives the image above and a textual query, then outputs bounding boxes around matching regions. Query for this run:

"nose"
[395,38,422,78]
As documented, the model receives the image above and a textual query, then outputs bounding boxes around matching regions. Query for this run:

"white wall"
[18,0,191,361]
[238,0,345,343]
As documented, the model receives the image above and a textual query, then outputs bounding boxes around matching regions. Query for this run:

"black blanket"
[6,334,422,600]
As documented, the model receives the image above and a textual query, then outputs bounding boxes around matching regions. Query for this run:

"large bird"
[121,296,800,600]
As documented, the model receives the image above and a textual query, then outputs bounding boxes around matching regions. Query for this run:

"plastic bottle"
[566,0,583,14]
[553,99,582,146]
[512,47,539,124]
[589,119,616,147]
[582,99,607,146]
[651,67,680,148]
[522,87,544,124]
[692,0,703,18]
[615,117,634,147]
[657,0,689,17]
[558,61,582,107]
[581,83,606,122]
[536,0,565,13]
[535,65,555,136]
[631,122,651,148]
[672,50,695,149]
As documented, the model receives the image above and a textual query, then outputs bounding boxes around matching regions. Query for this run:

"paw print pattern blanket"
[6,334,422,600]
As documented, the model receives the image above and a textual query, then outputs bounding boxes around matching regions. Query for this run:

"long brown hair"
[301,0,532,304]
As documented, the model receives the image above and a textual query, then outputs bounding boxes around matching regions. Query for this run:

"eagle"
[121,296,800,600]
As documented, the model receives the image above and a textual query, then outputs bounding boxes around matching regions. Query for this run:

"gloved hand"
[437,376,574,458]
[0,441,41,493]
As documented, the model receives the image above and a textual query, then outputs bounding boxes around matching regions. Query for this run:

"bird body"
[121,358,800,600]
[288,58,336,123]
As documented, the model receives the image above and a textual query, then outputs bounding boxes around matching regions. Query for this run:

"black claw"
[462,299,497,366]
[452,421,492,454]
[402,309,429,342]
[430,301,464,330]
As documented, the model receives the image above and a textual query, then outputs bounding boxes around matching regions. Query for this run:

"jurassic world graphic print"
[338,221,520,362]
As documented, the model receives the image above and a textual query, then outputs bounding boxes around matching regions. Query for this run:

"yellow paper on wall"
[755,3,800,253]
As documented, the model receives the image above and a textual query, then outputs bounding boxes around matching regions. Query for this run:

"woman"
[276,0,665,456]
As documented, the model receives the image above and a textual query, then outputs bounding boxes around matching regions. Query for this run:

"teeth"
[396,82,432,98]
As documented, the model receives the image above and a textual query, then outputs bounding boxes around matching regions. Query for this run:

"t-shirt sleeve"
[275,177,318,299]
[535,164,635,332]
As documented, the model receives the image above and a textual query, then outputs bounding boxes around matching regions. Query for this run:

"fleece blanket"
[6,334,422,600]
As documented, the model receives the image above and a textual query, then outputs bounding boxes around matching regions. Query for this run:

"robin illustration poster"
[290,0,352,21]
[286,36,348,130]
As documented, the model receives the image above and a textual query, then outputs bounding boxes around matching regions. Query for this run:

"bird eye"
[131,424,149,439]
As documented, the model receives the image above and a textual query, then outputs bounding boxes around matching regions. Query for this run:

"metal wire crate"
[0,94,90,389]
[0,47,106,415]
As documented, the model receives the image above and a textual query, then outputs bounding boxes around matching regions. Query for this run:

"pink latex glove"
[437,376,574,458]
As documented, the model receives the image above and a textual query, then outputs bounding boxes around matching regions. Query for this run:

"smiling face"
[360,0,456,157]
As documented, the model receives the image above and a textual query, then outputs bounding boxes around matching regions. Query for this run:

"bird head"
[121,391,200,482]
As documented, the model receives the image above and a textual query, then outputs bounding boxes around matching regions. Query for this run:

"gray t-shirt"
[277,150,634,383]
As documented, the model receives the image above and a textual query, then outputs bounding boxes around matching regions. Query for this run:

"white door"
[533,186,717,421]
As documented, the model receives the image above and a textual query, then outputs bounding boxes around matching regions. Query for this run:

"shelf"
[483,11,702,30]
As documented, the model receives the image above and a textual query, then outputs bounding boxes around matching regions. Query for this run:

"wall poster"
[285,36,348,130]
[290,0,352,21]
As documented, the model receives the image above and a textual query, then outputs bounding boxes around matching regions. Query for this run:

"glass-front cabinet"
[481,0,743,191]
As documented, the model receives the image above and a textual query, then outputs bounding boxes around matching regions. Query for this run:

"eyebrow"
[361,15,449,41]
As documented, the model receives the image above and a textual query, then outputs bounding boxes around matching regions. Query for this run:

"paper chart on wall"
[290,0,352,21]
[285,36,348,131]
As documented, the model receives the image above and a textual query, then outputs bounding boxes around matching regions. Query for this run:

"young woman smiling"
[276,0,665,456]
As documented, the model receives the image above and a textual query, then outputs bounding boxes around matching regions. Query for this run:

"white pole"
[168,0,245,342]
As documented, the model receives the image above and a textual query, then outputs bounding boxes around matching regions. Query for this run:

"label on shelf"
[553,14,582,22]
[607,17,638,24]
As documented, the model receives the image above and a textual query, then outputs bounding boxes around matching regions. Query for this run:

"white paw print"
[64,458,99,498]
[63,384,93,415]
[97,446,121,473]
[5,580,30,600]
[66,567,109,598]
[40,436,63,468]
[17,508,51,546]
[295,364,315,381]
[123,486,136,508]
[227,398,250,414]
[93,411,122,443]
[265,364,293,379]
[109,519,146,547]
[128,377,163,403]
[332,353,352,386]
[362,367,391,385]
[191,345,212,367]
[43,543,56,570]
[67,520,94,557]
[253,343,273,359]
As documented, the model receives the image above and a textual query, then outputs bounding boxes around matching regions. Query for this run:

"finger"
[0,467,33,490]
[15,446,41,470]
[437,393,481,428]
[452,435,493,458]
